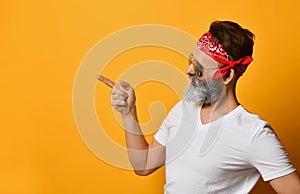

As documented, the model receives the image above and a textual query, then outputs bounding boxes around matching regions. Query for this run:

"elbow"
[134,169,151,176]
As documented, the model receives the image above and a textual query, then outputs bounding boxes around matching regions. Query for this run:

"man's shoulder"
[169,98,196,112]
[165,98,200,122]
[168,99,183,113]
[239,106,267,122]
[231,105,270,133]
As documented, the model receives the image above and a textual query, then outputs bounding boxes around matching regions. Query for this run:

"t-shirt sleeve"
[154,101,182,146]
[249,126,296,181]
[154,119,169,146]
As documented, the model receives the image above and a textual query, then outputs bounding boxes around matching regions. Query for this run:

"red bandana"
[197,32,253,79]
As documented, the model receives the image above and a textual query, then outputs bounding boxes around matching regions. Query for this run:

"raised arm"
[97,75,166,175]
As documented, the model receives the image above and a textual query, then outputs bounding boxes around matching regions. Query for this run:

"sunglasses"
[189,54,219,77]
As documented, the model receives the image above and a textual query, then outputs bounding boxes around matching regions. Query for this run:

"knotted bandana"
[197,32,253,79]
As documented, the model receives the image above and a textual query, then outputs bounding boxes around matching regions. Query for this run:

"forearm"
[122,106,149,171]
[98,77,163,174]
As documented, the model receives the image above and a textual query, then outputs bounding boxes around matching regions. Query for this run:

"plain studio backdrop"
[1,0,300,193]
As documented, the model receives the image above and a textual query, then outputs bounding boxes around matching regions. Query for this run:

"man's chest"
[166,127,253,179]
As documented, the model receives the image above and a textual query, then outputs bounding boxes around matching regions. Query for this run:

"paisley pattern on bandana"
[197,32,230,62]
[197,32,253,79]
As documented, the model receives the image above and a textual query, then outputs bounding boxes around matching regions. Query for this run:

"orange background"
[1,0,300,193]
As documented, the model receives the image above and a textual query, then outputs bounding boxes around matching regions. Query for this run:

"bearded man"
[98,21,300,193]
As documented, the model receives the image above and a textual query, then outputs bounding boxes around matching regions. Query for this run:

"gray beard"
[185,76,223,103]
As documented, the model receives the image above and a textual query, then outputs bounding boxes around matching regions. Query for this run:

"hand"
[97,75,136,115]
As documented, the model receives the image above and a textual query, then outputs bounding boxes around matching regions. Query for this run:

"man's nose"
[186,63,196,75]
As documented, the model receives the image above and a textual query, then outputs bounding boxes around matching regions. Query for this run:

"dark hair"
[209,21,255,61]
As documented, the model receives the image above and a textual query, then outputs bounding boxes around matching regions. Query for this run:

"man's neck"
[201,89,239,124]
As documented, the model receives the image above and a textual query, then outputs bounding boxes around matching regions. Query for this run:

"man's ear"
[223,69,235,85]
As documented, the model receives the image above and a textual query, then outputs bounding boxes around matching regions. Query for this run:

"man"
[98,21,300,193]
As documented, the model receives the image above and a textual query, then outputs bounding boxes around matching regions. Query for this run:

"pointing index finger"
[96,75,115,88]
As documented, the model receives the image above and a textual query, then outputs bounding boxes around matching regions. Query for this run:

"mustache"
[189,75,203,86]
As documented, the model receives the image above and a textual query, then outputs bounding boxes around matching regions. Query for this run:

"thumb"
[119,80,131,90]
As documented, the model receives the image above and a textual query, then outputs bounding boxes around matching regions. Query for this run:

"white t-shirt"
[154,99,295,194]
